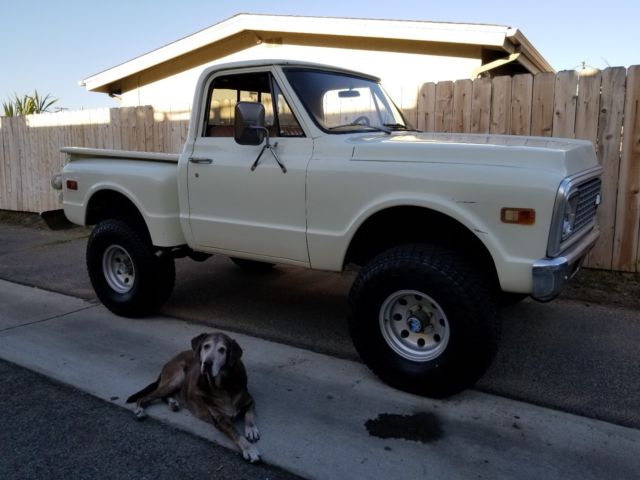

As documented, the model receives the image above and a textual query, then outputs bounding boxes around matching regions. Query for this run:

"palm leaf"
[1,90,58,116]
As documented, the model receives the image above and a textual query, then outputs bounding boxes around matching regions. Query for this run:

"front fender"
[306,160,562,294]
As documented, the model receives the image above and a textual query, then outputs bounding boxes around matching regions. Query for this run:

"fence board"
[417,83,436,132]
[453,79,472,133]
[575,72,602,144]
[121,108,135,150]
[471,77,491,133]
[490,76,512,134]
[179,116,190,153]
[152,111,166,153]
[1,122,11,208]
[26,120,41,210]
[143,107,155,151]
[135,108,147,150]
[510,74,533,135]
[435,81,454,132]
[585,68,625,269]
[531,72,555,136]
[111,108,123,150]
[552,70,579,138]
[5,118,25,210]
[0,119,6,209]
[613,66,640,272]
[168,107,191,153]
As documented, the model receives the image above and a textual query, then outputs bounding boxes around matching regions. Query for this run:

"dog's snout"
[201,359,213,374]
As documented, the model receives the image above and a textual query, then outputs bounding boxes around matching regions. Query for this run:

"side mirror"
[234,102,266,146]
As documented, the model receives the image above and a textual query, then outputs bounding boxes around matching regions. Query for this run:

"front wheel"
[86,219,175,317]
[349,244,500,398]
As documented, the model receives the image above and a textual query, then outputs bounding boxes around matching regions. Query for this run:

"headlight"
[561,193,579,240]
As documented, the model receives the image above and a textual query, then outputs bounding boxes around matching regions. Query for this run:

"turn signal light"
[501,208,536,225]
[66,180,78,190]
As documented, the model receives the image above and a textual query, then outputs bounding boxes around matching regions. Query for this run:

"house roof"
[81,13,553,94]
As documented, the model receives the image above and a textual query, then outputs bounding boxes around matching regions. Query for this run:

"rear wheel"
[349,244,500,397]
[87,218,175,317]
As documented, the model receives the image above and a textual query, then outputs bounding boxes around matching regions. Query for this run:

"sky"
[1,0,638,111]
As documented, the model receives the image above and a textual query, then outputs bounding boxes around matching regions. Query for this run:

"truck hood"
[348,132,597,176]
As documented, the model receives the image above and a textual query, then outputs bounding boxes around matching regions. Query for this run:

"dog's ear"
[227,338,243,368]
[191,333,208,352]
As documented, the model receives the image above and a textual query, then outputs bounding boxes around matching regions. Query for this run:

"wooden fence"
[0,106,189,214]
[416,66,640,272]
[0,66,638,272]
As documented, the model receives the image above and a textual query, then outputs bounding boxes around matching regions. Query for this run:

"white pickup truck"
[54,59,602,397]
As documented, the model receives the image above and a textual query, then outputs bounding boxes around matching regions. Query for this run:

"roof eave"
[81,14,523,93]
[505,28,555,74]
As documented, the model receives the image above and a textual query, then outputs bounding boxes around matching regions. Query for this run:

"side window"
[272,82,304,137]
[204,72,303,138]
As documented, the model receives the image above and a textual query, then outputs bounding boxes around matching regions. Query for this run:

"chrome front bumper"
[531,228,600,302]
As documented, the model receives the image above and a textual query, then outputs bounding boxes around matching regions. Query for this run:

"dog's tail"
[126,377,160,403]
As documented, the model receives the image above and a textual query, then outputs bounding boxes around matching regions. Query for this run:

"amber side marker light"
[66,180,78,190]
[501,208,536,225]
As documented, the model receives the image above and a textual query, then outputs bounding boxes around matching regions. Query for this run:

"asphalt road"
[0,359,302,480]
[1,219,639,430]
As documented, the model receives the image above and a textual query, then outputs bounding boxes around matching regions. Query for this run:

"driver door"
[187,69,312,264]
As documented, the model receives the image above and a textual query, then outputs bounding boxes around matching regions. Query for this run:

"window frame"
[200,69,305,139]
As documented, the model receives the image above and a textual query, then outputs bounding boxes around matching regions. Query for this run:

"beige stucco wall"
[119,43,481,123]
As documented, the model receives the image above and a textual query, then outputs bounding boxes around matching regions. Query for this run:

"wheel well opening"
[86,190,150,242]
[344,206,499,288]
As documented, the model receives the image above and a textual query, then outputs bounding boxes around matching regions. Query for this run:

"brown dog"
[126,332,260,462]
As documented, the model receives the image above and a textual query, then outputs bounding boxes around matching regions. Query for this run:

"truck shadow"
[161,256,358,359]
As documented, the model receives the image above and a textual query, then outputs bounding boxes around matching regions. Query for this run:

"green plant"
[2,90,58,116]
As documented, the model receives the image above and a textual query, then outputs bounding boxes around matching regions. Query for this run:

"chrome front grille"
[573,178,601,234]
[548,166,603,257]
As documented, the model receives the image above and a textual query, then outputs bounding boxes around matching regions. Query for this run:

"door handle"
[189,157,213,165]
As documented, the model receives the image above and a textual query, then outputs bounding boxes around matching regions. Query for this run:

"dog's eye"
[203,344,210,350]
[218,347,226,355]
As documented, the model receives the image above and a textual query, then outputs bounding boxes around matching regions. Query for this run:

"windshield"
[283,68,412,133]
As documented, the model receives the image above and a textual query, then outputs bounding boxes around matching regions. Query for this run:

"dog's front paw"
[134,406,147,421]
[167,398,180,412]
[245,424,260,443]
[242,445,261,464]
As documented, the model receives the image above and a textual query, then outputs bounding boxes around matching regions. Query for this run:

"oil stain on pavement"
[365,412,444,443]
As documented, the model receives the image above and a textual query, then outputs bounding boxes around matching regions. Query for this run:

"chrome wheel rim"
[102,245,135,294]
[379,289,450,362]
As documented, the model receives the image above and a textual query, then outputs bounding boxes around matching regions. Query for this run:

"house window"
[204,72,303,138]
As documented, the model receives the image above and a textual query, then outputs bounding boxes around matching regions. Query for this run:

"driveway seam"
[0,304,99,333]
